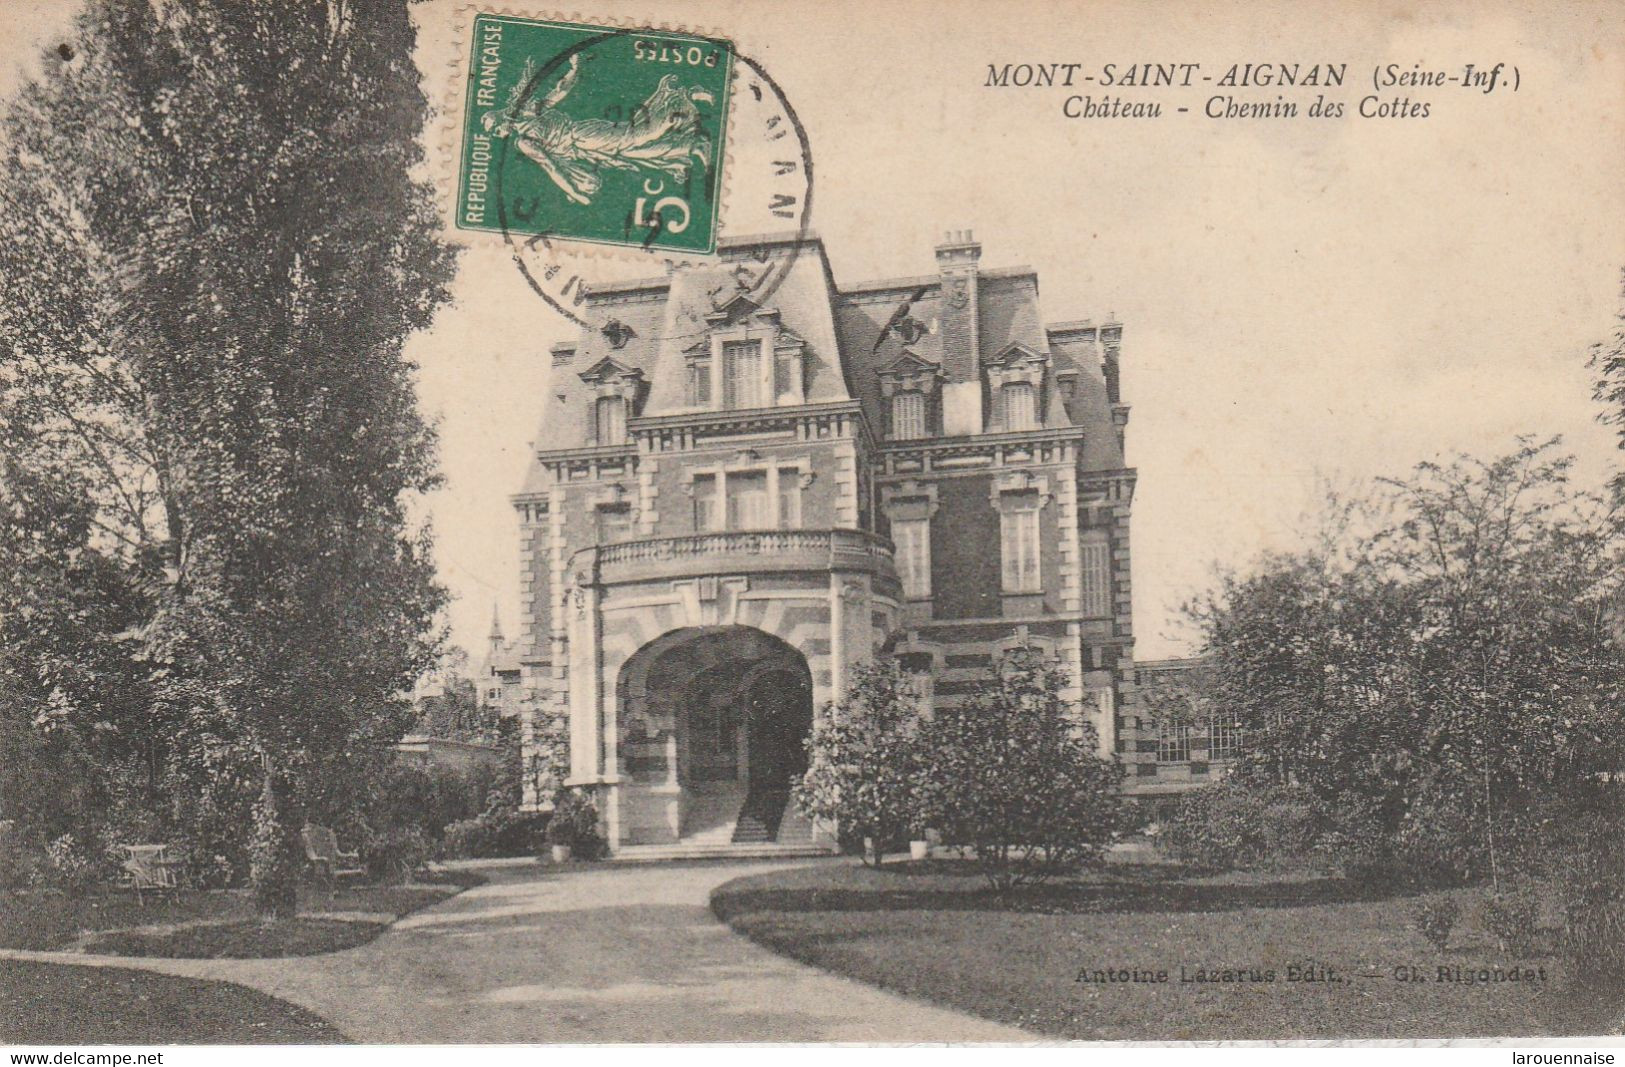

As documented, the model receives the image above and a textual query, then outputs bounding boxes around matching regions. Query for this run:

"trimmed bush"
[1479,889,1540,957]
[1413,896,1460,950]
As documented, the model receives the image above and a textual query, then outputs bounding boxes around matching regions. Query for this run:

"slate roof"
[522,234,1126,484]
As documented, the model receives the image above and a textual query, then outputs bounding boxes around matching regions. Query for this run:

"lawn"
[0,960,345,1044]
[0,869,484,957]
[711,858,1622,1040]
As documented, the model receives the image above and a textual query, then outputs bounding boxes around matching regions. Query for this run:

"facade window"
[692,474,718,531]
[593,396,626,445]
[999,493,1042,592]
[891,391,927,439]
[777,468,802,527]
[1081,531,1112,616]
[688,357,712,407]
[1209,721,1244,761]
[726,471,770,529]
[1002,382,1037,430]
[595,503,633,543]
[1157,722,1191,763]
[893,518,931,597]
[723,340,764,409]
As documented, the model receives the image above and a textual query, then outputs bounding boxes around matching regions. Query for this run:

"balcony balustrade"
[572,528,897,588]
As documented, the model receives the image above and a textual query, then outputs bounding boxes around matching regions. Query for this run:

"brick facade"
[506,230,1154,852]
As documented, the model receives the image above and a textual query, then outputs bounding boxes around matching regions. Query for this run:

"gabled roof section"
[705,289,766,324]
[576,356,644,384]
[986,339,1049,368]
[878,349,942,377]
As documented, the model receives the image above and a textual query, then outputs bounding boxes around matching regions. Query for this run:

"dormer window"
[695,301,808,412]
[1002,382,1037,430]
[722,340,765,409]
[577,357,643,445]
[891,391,927,439]
[877,352,943,441]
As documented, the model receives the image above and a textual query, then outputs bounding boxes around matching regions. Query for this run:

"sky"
[3,0,1623,661]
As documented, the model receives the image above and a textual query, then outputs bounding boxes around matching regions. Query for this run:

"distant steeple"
[488,603,505,655]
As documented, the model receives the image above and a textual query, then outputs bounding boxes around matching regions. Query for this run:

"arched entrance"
[617,626,813,846]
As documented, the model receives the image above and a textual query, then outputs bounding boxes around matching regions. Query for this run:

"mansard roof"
[522,232,1126,483]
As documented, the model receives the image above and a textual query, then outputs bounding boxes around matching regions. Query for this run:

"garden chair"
[117,843,180,906]
[301,824,364,897]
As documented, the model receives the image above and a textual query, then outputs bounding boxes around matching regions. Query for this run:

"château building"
[507,230,1151,856]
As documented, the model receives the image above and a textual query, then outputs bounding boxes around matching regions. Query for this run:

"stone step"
[610,841,834,863]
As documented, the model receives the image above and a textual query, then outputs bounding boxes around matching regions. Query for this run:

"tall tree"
[0,1,457,915]
[1188,438,1625,855]
[1593,268,1625,500]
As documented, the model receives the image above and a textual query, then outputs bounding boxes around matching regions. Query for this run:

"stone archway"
[616,625,813,846]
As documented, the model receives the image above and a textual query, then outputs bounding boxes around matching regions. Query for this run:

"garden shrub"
[1156,782,1265,870]
[1562,878,1625,981]
[362,826,431,883]
[43,832,107,895]
[1479,888,1540,957]
[794,661,924,866]
[1391,780,1490,886]
[1545,798,1625,982]
[914,649,1122,890]
[1157,780,1326,872]
[1413,896,1460,950]
[0,821,45,890]
[442,809,546,858]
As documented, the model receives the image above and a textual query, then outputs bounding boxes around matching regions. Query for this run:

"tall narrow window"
[999,493,1042,592]
[692,474,718,532]
[891,391,926,439]
[893,518,931,598]
[777,468,802,527]
[726,471,769,529]
[1002,382,1037,430]
[593,396,626,445]
[688,357,712,407]
[723,340,763,409]
[1080,531,1112,616]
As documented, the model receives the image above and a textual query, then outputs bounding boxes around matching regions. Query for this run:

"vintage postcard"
[0,0,1622,1054]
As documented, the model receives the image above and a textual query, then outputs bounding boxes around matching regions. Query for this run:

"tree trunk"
[250,760,300,921]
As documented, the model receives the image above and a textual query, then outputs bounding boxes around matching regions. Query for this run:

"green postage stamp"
[456,15,735,254]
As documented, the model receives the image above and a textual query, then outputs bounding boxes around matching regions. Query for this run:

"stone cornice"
[876,425,1086,458]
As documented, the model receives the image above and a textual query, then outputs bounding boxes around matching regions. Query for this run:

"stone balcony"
[572,528,898,591]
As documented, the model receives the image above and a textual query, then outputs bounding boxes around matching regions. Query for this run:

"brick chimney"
[935,229,982,435]
[1100,318,1122,404]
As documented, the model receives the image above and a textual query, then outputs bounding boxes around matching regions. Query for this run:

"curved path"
[2,860,1025,1042]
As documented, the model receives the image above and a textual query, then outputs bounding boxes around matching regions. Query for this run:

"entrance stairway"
[731,788,818,846]
[613,787,827,862]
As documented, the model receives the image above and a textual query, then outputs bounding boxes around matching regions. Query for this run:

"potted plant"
[544,789,600,863]
[545,818,572,864]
